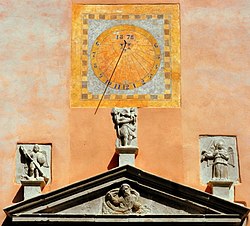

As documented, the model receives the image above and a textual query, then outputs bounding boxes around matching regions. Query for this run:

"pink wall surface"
[0,0,249,224]
[0,0,72,222]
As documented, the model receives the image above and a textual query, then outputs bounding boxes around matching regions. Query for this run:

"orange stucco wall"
[0,0,249,224]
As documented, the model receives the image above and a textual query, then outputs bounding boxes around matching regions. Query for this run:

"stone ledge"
[116,146,138,154]
[21,179,46,200]
[21,179,46,187]
[12,213,241,224]
[208,180,234,201]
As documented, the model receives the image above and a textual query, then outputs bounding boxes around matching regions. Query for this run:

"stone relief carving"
[16,144,51,183]
[200,136,239,184]
[111,108,137,148]
[201,139,233,180]
[102,183,149,214]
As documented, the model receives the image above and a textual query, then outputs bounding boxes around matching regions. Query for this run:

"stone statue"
[103,183,149,214]
[111,108,137,147]
[19,144,49,182]
[201,139,235,180]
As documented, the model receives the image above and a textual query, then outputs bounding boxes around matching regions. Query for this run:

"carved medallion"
[102,183,150,214]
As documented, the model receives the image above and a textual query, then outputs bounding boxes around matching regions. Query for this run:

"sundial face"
[71,4,180,108]
[90,25,161,90]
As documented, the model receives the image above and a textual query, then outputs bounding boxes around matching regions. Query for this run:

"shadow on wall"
[107,153,119,170]
[107,152,138,170]
[1,187,24,226]
[205,185,212,194]
[2,216,11,226]
[12,186,24,203]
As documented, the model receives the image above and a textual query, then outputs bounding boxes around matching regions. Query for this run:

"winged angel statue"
[19,144,49,182]
[201,139,235,180]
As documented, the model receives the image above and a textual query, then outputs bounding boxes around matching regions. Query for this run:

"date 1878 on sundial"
[71,4,180,108]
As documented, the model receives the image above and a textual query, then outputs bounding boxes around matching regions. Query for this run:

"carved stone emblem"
[102,184,149,214]
[16,144,51,184]
[200,136,239,184]
[111,108,137,148]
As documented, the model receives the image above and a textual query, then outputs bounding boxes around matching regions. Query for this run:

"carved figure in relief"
[111,108,137,147]
[201,139,234,180]
[19,144,49,181]
[103,183,148,214]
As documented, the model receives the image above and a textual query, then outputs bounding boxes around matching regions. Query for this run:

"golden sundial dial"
[90,24,161,90]
[71,4,180,108]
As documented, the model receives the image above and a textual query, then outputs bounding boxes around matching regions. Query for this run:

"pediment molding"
[4,165,249,225]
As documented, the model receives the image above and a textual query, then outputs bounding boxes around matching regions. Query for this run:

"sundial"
[90,24,161,90]
[71,4,180,108]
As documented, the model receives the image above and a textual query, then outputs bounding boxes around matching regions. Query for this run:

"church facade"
[0,0,249,225]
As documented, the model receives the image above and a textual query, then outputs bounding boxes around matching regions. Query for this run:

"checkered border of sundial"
[80,13,172,101]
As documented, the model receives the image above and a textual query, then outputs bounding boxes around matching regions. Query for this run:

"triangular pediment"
[4,165,249,225]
